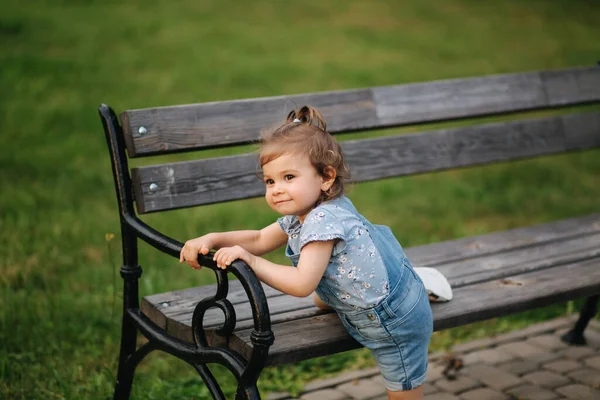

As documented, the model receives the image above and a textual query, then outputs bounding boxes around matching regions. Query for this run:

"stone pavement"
[268,316,600,400]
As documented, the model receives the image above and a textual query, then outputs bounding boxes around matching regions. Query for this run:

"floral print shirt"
[278,196,390,309]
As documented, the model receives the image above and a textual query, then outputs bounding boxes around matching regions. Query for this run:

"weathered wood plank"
[431,258,600,331]
[141,215,600,342]
[233,313,357,367]
[121,66,600,157]
[433,233,600,287]
[149,229,600,333]
[241,257,600,365]
[142,214,600,317]
[405,213,600,267]
[142,214,600,313]
[373,66,600,125]
[121,89,377,157]
[132,111,600,213]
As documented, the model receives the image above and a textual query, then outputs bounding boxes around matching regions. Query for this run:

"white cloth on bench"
[414,267,453,302]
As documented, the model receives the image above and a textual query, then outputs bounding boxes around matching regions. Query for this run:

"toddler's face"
[262,153,328,222]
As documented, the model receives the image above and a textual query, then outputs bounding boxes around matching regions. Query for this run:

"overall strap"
[336,197,408,283]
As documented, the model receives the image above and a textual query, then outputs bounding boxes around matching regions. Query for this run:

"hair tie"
[293,118,301,123]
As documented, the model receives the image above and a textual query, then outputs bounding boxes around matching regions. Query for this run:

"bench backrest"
[120,66,600,214]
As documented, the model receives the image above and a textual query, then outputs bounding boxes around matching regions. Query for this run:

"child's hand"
[213,245,254,270]
[180,235,214,270]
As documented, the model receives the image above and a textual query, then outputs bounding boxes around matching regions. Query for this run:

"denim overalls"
[283,196,433,391]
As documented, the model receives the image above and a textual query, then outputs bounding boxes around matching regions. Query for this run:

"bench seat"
[143,213,600,366]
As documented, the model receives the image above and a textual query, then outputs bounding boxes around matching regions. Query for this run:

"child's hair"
[259,105,350,203]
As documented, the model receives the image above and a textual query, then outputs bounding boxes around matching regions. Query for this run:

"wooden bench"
[99,65,600,400]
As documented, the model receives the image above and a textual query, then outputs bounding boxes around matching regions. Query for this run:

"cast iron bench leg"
[561,295,599,346]
[113,263,143,400]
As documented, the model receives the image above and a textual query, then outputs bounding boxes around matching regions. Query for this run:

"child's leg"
[387,385,423,400]
[312,292,332,310]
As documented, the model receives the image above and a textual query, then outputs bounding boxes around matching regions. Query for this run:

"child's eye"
[284,174,295,181]
[264,178,274,185]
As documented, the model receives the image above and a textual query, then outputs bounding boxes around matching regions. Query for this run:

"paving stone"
[426,362,445,382]
[337,379,387,400]
[559,345,596,360]
[528,351,563,364]
[267,392,293,400]
[583,355,600,370]
[543,359,583,373]
[495,341,548,359]
[269,317,595,400]
[460,387,509,400]
[422,382,437,395]
[302,368,380,392]
[462,348,515,365]
[507,384,559,400]
[567,368,600,387]
[523,370,570,389]
[498,359,540,376]
[428,351,447,363]
[555,383,600,399]
[528,334,569,351]
[370,375,384,387]
[451,337,496,353]
[433,375,480,394]
[463,364,522,390]
[582,328,600,348]
[300,389,349,400]
[424,393,460,400]
[491,317,574,344]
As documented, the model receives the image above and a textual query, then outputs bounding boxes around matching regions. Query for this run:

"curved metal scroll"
[129,218,275,399]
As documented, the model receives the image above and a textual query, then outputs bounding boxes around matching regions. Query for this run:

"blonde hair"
[259,105,350,203]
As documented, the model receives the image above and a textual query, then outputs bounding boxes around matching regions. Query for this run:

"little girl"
[180,106,433,400]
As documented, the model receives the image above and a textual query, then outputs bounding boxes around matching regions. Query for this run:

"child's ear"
[321,166,337,191]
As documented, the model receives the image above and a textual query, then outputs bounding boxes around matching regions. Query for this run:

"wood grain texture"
[132,111,600,213]
[148,229,600,333]
[121,89,376,156]
[141,214,600,365]
[250,257,600,365]
[121,66,600,157]
[143,214,600,328]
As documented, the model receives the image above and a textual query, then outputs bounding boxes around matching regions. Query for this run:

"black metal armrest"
[123,214,272,331]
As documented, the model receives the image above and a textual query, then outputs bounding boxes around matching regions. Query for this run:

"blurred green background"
[1,0,599,399]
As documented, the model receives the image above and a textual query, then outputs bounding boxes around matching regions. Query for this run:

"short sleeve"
[277,215,301,237]
[299,207,346,253]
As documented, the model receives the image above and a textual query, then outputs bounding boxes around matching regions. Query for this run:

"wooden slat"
[239,258,600,365]
[132,110,600,213]
[406,213,600,267]
[372,66,600,126]
[431,258,600,331]
[144,219,600,334]
[141,214,600,364]
[121,66,600,157]
[121,89,377,157]
[142,215,600,328]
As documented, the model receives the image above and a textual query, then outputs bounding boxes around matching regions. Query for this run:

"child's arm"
[180,222,288,269]
[212,241,334,298]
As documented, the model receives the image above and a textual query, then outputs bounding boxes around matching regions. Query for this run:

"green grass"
[1,0,600,398]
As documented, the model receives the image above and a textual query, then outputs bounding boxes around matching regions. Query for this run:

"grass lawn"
[1,0,599,398]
